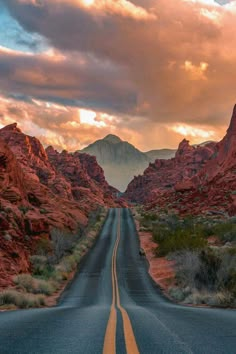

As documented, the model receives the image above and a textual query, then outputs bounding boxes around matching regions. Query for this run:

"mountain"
[145,149,176,161]
[81,134,176,191]
[125,104,236,217]
[0,123,122,287]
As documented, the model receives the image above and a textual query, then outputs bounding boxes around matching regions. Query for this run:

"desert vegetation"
[0,207,107,309]
[139,209,236,307]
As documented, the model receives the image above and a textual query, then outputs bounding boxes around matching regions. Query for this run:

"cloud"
[0,46,137,114]
[0,94,144,151]
[0,94,228,152]
[0,0,236,149]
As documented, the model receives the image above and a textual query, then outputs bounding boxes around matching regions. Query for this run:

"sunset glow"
[82,0,95,6]
[79,109,106,127]
[0,0,235,151]
[171,124,215,139]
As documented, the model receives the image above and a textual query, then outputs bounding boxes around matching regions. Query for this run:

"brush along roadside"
[134,207,236,308]
[0,208,108,310]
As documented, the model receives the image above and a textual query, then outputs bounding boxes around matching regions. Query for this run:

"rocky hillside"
[81,134,176,191]
[0,123,120,287]
[125,104,236,217]
[125,138,216,203]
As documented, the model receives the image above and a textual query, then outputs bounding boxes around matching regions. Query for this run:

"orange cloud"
[1,0,236,149]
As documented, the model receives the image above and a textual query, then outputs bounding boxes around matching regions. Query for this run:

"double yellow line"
[103,209,140,354]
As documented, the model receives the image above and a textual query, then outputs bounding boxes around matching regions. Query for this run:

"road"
[0,208,236,354]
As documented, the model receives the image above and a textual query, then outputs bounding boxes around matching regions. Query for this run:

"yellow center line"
[103,219,118,354]
[103,209,140,354]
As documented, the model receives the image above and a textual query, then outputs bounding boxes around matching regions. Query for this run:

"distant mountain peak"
[82,135,176,191]
[103,134,122,144]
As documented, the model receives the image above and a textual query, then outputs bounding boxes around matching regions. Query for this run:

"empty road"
[0,208,236,353]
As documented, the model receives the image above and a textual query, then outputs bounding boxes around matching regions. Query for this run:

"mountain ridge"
[81,135,176,191]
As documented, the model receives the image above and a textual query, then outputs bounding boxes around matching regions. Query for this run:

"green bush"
[30,255,48,275]
[154,227,206,256]
[212,222,236,242]
[18,206,30,215]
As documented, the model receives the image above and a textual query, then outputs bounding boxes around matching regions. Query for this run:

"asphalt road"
[0,208,236,354]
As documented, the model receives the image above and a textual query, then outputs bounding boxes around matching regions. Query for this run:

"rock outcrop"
[125,139,216,204]
[125,104,236,217]
[0,123,119,287]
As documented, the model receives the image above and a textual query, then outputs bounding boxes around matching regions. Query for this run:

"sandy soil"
[136,220,175,291]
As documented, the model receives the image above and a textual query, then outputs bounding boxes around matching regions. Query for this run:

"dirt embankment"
[135,219,175,291]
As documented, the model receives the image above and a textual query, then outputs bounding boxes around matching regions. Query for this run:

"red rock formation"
[125,139,216,204]
[46,147,118,207]
[0,123,120,288]
[126,104,236,217]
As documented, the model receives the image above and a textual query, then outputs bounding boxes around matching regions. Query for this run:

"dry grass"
[13,274,56,295]
[169,249,236,307]
[0,290,45,309]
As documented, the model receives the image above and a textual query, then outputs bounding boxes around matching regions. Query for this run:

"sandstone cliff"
[124,105,236,216]
[0,124,119,287]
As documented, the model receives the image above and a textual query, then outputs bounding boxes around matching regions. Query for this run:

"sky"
[0,0,235,151]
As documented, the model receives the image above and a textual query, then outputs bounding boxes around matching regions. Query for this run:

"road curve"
[0,208,236,354]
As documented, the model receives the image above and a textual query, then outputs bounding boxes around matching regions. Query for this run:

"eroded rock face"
[124,139,216,204]
[0,124,120,288]
[46,147,118,207]
[126,104,236,217]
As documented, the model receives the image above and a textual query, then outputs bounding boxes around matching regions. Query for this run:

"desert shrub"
[212,222,236,242]
[182,290,212,305]
[183,289,233,307]
[50,228,80,263]
[14,274,34,292]
[172,248,236,305]
[0,290,45,308]
[35,280,56,295]
[56,255,77,273]
[35,237,52,256]
[140,212,158,229]
[196,250,221,291]
[14,274,55,295]
[217,250,236,295]
[72,249,83,263]
[30,255,50,276]
[168,287,186,302]
[173,249,224,291]
[18,206,30,215]
[173,251,201,288]
[40,209,49,215]
[154,227,206,256]
[195,224,215,238]
[206,291,233,307]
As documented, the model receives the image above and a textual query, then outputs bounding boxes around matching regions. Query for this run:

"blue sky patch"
[0,3,48,53]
